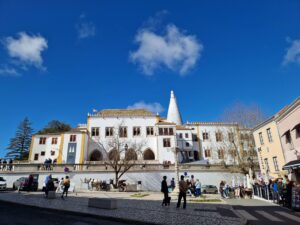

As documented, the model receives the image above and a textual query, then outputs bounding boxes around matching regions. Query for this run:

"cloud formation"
[76,14,96,39]
[130,24,202,75]
[0,66,20,77]
[127,101,164,114]
[4,32,48,69]
[283,39,300,65]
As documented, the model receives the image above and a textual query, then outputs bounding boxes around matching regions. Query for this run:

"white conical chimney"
[167,90,182,125]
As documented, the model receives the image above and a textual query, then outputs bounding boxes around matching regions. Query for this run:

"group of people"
[219,181,247,199]
[253,175,298,208]
[0,158,13,171]
[44,174,70,199]
[40,158,57,171]
[161,174,202,209]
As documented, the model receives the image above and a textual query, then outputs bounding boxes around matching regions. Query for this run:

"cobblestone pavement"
[0,191,246,225]
[225,198,300,225]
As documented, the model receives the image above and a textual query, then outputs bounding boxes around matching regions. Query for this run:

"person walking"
[44,174,52,197]
[56,178,64,193]
[161,176,169,206]
[177,175,188,209]
[195,179,201,197]
[170,178,175,191]
[61,176,70,199]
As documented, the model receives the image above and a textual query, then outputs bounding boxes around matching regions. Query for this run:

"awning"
[283,159,300,170]
[281,130,290,137]
[291,123,300,131]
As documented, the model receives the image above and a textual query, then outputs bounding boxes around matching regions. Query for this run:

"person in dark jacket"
[161,176,169,206]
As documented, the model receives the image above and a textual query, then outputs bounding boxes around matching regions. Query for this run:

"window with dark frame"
[119,127,127,138]
[70,135,76,142]
[163,128,169,135]
[34,154,39,160]
[39,137,46,145]
[179,133,183,138]
[228,132,234,142]
[185,133,188,138]
[259,132,264,145]
[264,158,270,171]
[91,127,100,137]
[105,127,114,137]
[163,138,171,147]
[169,128,174,135]
[185,142,190,147]
[296,125,300,138]
[266,128,273,142]
[216,132,223,142]
[192,134,198,142]
[273,156,279,171]
[51,137,58,145]
[41,151,45,156]
[51,151,55,156]
[146,127,154,136]
[202,132,209,141]
[204,149,211,158]
[285,131,292,144]
[159,128,163,135]
[218,148,224,159]
[133,127,141,136]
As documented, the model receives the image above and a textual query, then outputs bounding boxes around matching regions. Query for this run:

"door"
[66,143,77,164]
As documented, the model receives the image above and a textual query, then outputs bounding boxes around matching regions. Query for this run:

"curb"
[0,198,158,225]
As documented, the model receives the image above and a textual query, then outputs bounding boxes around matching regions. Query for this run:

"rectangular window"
[133,127,141,136]
[285,131,292,144]
[163,138,171,147]
[186,142,190,147]
[34,154,39,161]
[179,133,183,138]
[91,127,100,137]
[105,127,114,137]
[192,134,198,142]
[203,132,209,141]
[266,128,273,142]
[264,158,270,171]
[119,127,127,138]
[159,128,163,135]
[204,149,211,158]
[51,137,58,145]
[169,128,174,135]
[146,127,154,136]
[259,132,264,145]
[41,151,45,156]
[163,128,169,135]
[51,151,55,156]
[70,135,76,142]
[185,133,188,138]
[273,157,279,171]
[218,148,224,159]
[216,132,223,142]
[39,137,46,145]
[228,132,234,142]
[296,125,300,138]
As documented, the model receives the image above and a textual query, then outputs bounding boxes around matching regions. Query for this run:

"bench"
[88,198,117,209]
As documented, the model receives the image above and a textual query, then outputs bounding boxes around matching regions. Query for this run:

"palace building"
[28,91,253,166]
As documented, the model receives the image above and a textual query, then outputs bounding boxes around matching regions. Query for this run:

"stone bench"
[88,198,117,209]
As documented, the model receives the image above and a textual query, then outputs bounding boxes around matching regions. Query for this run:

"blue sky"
[0,0,300,157]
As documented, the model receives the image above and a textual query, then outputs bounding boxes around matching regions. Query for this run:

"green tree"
[6,117,33,160]
[38,120,71,134]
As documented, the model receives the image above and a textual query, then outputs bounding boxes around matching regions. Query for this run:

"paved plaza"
[0,191,246,225]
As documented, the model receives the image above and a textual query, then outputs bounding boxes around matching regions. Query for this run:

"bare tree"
[220,102,266,128]
[94,124,146,187]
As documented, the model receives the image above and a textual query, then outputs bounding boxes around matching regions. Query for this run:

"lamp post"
[171,147,180,197]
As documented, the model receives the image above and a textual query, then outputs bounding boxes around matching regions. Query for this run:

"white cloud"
[130,24,203,75]
[0,66,20,77]
[127,101,164,114]
[283,39,300,65]
[4,32,48,69]
[76,14,96,39]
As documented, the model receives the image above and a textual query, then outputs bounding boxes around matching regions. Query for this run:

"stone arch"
[108,148,120,161]
[90,149,103,161]
[143,148,155,160]
[125,148,138,160]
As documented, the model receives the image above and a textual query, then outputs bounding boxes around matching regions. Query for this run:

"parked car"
[13,175,38,191]
[0,177,7,190]
[201,185,218,194]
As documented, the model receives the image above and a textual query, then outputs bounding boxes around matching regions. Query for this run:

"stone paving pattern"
[0,191,247,225]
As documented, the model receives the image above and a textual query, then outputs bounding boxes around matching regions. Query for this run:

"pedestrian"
[195,179,201,197]
[2,159,7,171]
[28,174,34,192]
[219,181,225,198]
[56,178,64,193]
[161,176,169,206]
[234,184,240,198]
[170,178,175,190]
[176,175,188,209]
[8,159,13,171]
[44,174,52,197]
[61,176,70,199]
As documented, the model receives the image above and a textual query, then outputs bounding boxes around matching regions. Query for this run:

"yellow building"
[253,116,286,179]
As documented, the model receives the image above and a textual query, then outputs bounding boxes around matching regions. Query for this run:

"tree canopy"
[37,120,72,134]
[6,117,33,160]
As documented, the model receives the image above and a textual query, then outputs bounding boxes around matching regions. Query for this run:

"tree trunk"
[115,171,119,188]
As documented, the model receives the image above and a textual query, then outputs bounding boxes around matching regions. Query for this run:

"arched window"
[108,148,120,161]
[90,150,103,161]
[143,149,155,160]
[125,148,138,160]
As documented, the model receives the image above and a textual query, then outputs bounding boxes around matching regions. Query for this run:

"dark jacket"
[161,180,168,193]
